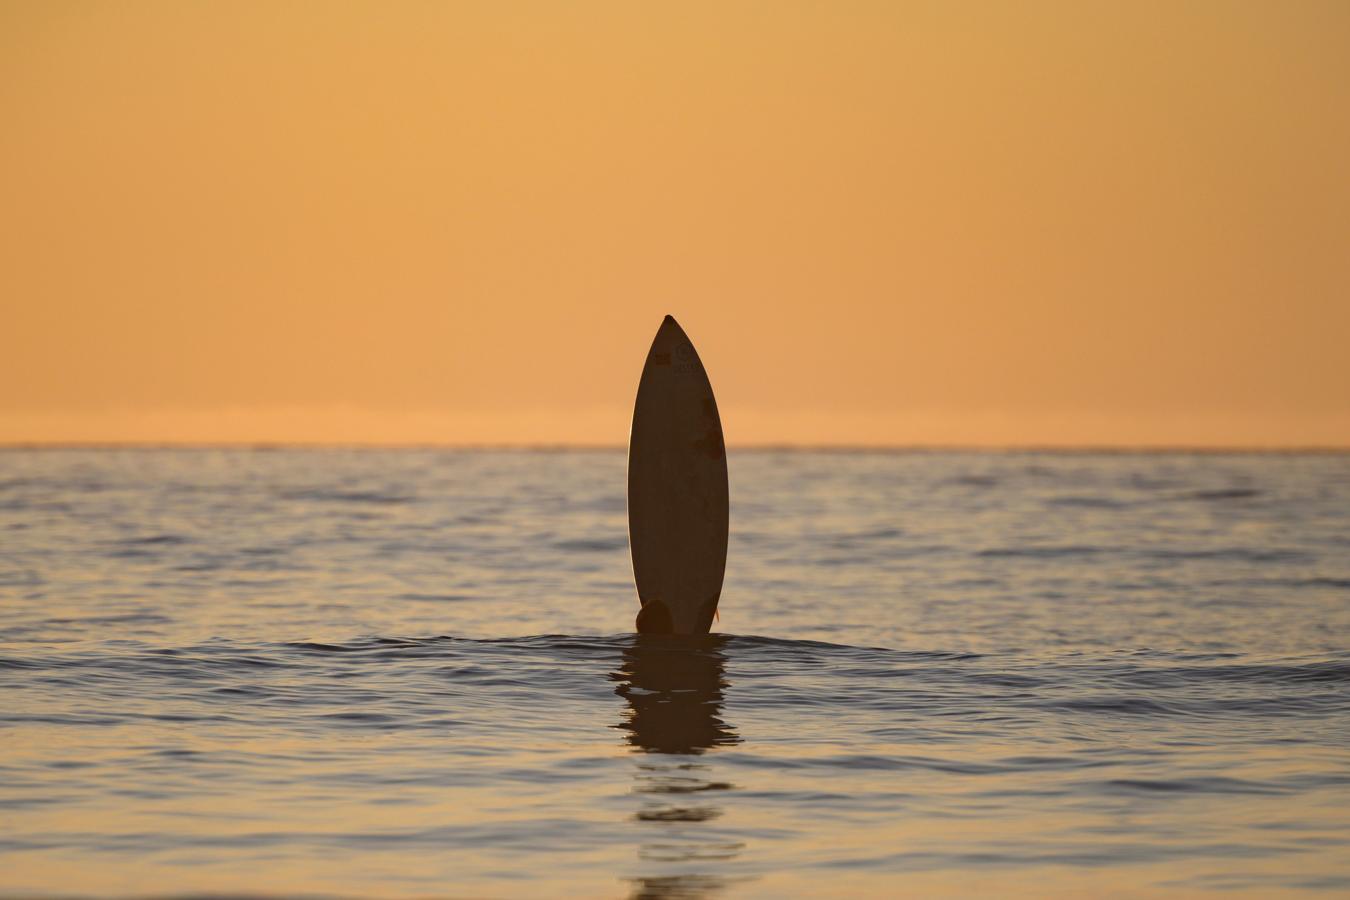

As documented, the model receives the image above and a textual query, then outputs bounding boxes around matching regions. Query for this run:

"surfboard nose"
[656,314,684,340]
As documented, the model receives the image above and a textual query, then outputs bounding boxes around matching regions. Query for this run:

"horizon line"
[2,441,1347,455]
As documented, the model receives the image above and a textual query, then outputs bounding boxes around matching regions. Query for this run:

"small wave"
[1119,660,1350,686]
[978,545,1104,558]
[0,477,38,491]
[286,639,401,653]
[0,569,43,587]
[1043,696,1184,716]
[1145,547,1308,563]
[950,474,999,487]
[119,533,192,546]
[266,633,950,668]
[316,711,401,725]
[1300,577,1350,589]
[172,560,226,572]
[1184,488,1263,501]
[1096,776,1288,796]
[3,713,125,726]
[830,527,904,542]
[45,613,172,626]
[552,538,627,553]
[747,753,1010,775]
[287,636,445,650]
[278,489,413,505]
[0,499,73,513]
[1047,496,1128,509]
[396,592,475,603]
[1203,576,1350,590]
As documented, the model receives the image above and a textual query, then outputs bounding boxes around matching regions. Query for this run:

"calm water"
[2,448,1349,898]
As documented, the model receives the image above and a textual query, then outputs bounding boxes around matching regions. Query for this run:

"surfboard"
[627,315,729,634]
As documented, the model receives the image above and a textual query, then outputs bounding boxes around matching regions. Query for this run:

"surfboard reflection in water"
[612,636,743,898]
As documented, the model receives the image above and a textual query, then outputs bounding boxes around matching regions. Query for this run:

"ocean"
[1,448,1348,898]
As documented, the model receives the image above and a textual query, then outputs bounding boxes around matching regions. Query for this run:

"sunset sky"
[3,1,1347,446]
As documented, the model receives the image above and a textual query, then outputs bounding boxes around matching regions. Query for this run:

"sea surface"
[2,448,1349,898]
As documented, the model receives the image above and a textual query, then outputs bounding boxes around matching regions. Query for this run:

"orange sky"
[2,1,1347,446]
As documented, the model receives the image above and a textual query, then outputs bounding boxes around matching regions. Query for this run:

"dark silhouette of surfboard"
[627,315,728,635]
